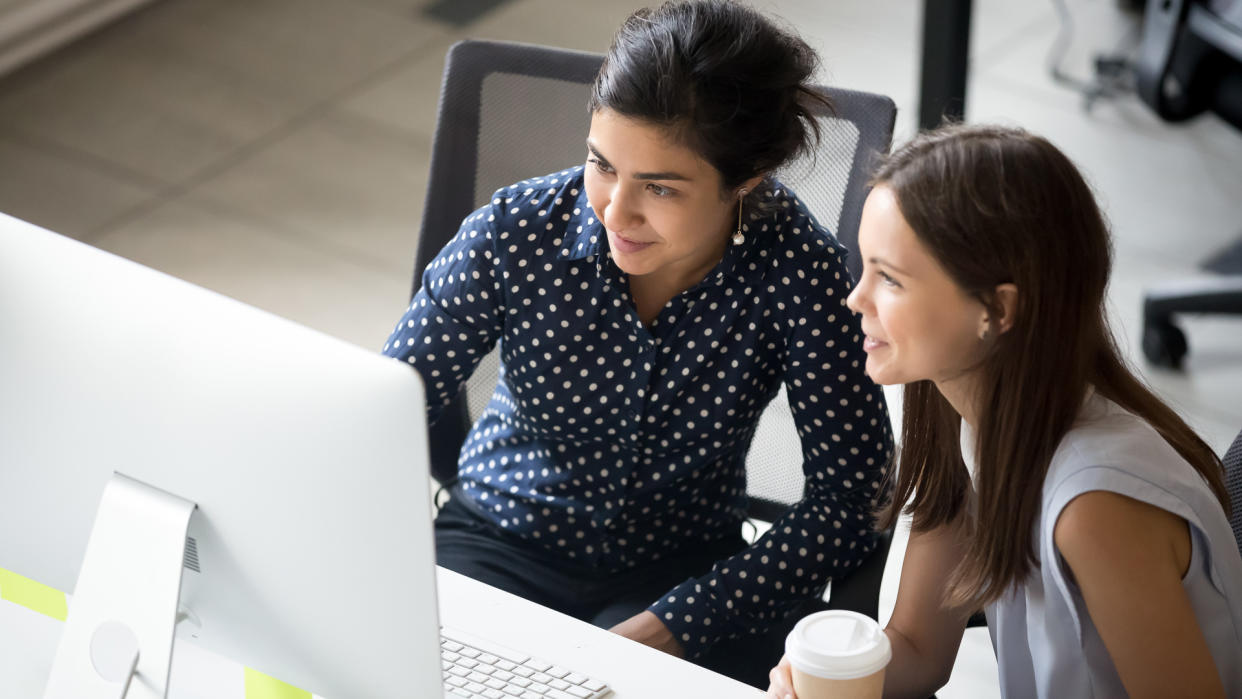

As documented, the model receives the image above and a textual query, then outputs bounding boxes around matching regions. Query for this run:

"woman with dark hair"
[382,0,893,686]
[767,124,1242,698]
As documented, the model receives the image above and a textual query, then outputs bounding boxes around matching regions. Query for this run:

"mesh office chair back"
[411,40,897,541]
[1225,427,1242,559]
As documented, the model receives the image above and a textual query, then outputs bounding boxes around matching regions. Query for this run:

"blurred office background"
[1,0,1239,696]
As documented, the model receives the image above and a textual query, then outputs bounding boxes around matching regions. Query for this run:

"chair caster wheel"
[1142,319,1187,369]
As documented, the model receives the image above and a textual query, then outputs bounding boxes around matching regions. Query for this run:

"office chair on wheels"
[1135,0,1242,368]
[409,38,898,637]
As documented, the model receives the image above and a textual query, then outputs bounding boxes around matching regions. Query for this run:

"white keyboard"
[440,628,612,699]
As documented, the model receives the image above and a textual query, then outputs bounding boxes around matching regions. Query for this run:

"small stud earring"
[732,190,748,246]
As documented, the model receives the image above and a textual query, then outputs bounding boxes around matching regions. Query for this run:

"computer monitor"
[0,213,442,698]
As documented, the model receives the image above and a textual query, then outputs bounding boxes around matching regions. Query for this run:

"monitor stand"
[43,472,196,699]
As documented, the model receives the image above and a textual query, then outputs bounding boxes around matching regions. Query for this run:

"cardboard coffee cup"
[784,610,891,699]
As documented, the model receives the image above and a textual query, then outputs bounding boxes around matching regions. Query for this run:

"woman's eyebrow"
[868,256,911,276]
[586,140,691,181]
[585,141,611,168]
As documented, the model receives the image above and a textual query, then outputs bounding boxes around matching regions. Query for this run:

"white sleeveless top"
[960,393,1242,698]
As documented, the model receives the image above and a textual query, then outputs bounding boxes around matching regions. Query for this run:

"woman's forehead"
[860,188,943,279]
[587,110,717,181]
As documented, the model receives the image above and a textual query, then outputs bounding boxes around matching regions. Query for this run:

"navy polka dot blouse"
[383,166,893,658]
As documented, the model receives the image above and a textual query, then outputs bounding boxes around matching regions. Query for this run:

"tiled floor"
[2,0,1240,696]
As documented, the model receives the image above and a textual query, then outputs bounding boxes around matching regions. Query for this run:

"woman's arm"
[382,202,507,425]
[1054,490,1225,699]
[769,516,975,699]
[881,517,975,698]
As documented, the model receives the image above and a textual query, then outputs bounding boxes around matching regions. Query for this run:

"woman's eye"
[879,271,901,288]
[646,183,673,197]
[587,158,614,174]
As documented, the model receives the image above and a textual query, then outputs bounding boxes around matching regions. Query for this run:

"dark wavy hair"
[589,0,830,208]
[873,124,1228,607]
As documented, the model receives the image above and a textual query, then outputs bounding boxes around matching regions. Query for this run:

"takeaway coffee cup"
[784,610,892,699]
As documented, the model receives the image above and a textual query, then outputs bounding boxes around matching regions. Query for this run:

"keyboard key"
[474,665,496,676]
[564,673,588,686]
[485,646,529,664]
[494,670,515,682]
[443,640,464,652]
[496,660,518,672]
[448,688,471,698]
[549,678,570,690]
[503,688,525,697]
[469,671,491,684]
[483,688,505,698]
[521,692,544,699]
[531,672,553,684]
[512,667,535,678]
[510,677,532,688]
[467,681,488,693]
[524,659,552,672]
[545,689,578,699]
[458,658,479,669]
[449,667,470,678]
[486,678,507,690]
[566,686,592,698]
[446,676,469,688]
[545,666,570,679]
[479,653,501,665]
[444,651,461,663]
[459,647,481,659]
[582,679,606,692]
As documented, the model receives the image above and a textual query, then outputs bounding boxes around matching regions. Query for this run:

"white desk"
[438,567,763,697]
[0,566,763,698]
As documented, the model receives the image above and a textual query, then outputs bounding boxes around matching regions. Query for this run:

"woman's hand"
[766,655,796,698]
[608,610,685,657]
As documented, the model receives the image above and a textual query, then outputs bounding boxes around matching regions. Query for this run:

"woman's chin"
[864,360,899,386]
[612,255,653,277]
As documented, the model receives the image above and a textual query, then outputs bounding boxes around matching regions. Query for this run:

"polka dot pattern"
[383,166,893,659]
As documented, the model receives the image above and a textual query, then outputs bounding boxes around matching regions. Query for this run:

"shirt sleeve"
[382,201,506,426]
[647,228,895,659]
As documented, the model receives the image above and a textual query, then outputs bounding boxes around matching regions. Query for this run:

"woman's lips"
[610,230,655,254]
[862,335,889,352]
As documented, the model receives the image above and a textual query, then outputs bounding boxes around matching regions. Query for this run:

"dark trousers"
[433,493,808,689]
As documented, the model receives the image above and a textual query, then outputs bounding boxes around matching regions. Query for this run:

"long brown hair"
[874,124,1228,607]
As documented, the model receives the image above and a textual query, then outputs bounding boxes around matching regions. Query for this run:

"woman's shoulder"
[1047,395,1185,483]
[761,182,849,265]
[476,166,588,225]
[751,181,853,288]
[1041,394,1224,539]
[468,166,596,259]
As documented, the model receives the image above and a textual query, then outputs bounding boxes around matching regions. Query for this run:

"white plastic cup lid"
[785,610,892,680]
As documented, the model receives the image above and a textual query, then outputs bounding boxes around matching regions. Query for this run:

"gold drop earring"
[732,189,748,246]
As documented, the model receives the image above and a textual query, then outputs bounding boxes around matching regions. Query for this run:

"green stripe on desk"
[245,667,311,699]
[0,568,68,621]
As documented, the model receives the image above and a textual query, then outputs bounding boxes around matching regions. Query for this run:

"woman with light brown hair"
[768,124,1242,698]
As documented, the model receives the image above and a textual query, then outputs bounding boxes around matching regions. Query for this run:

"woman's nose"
[603,184,641,232]
[846,276,868,315]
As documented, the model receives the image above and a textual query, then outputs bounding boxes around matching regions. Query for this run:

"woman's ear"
[992,283,1019,334]
[738,175,765,199]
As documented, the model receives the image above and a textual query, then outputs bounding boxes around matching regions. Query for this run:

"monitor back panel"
[0,214,442,699]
